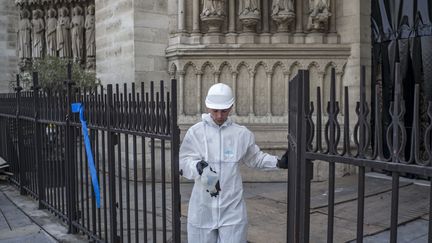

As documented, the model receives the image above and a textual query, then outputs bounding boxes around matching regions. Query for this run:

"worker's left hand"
[277,150,289,169]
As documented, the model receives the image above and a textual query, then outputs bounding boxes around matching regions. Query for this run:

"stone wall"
[96,0,134,85]
[134,0,170,85]
[0,1,18,92]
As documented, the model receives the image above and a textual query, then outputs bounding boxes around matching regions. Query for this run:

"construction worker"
[180,83,289,242]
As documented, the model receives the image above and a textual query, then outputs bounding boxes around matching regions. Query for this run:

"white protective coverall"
[180,113,279,242]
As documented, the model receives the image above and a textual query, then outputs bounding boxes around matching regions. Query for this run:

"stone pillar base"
[225,33,238,44]
[238,33,256,44]
[271,33,290,43]
[259,33,272,44]
[190,33,202,44]
[305,32,325,44]
[326,33,339,44]
[202,33,223,44]
[293,33,305,44]
[169,33,190,45]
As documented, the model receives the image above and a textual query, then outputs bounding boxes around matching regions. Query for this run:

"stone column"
[262,0,269,32]
[192,0,200,33]
[260,0,271,43]
[214,71,221,83]
[232,71,238,115]
[283,71,290,115]
[196,71,203,114]
[178,71,185,115]
[267,71,273,115]
[226,0,237,43]
[327,0,338,43]
[191,0,201,43]
[178,0,186,32]
[336,70,343,111]
[293,0,305,43]
[249,71,255,115]
[318,71,325,114]
[228,0,236,32]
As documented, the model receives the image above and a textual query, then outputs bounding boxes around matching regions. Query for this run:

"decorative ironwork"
[0,66,181,242]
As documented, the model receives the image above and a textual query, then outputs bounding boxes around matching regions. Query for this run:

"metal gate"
[0,69,181,242]
[287,65,432,242]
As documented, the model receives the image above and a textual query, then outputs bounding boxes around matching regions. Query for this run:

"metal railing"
[287,64,432,243]
[0,68,181,242]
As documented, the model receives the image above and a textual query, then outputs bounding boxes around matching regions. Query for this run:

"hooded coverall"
[180,113,278,243]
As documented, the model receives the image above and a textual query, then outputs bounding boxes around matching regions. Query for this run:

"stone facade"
[0,1,18,92]
[167,0,371,154]
[1,0,372,179]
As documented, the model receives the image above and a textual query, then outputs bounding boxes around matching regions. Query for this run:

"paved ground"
[0,172,430,242]
[180,172,430,243]
[0,183,86,243]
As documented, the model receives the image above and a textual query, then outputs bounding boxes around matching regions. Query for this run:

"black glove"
[196,160,208,175]
[277,150,289,169]
[208,181,221,197]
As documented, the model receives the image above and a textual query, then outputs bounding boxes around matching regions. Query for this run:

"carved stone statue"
[200,0,225,33]
[201,0,225,17]
[239,0,260,32]
[271,0,295,32]
[31,9,45,58]
[46,8,57,56]
[307,0,332,32]
[18,9,32,59]
[272,0,294,15]
[56,7,71,58]
[239,0,260,16]
[85,5,95,58]
[71,6,84,61]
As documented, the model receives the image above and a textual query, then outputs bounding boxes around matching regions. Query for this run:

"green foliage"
[15,56,100,92]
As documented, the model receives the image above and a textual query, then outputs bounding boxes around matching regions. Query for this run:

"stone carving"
[15,0,27,6]
[307,0,332,32]
[271,0,295,32]
[31,9,45,58]
[46,8,57,56]
[56,7,71,58]
[18,9,32,59]
[201,0,225,17]
[239,0,260,16]
[200,0,225,33]
[85,5,95,57]
[239,0,260,32]
[71,6,84,62]
[85,4,96,69]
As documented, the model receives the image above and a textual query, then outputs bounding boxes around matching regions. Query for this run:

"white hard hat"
[205,83,235,110]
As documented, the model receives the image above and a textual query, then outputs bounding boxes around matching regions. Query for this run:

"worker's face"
[209,107,232,125]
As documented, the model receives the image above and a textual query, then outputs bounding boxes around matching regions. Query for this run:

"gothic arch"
[272,61,287,73]
[254,61,270,73]
[169,63,178,75]
[307,61,320,72]
[218,61,233,73]
[236,61,252,74]
[201,61,216,73]
[182,61,198,73]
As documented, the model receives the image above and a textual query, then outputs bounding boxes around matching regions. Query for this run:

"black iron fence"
[0,68,181,242]
[287,64,432,243]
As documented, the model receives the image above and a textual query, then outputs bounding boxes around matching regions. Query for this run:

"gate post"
[287,70,311,243]
[15,74,26,195]
[170,79,181,243]
[32,72,45,209]
[106,84,119,242]
[65,63,78,233]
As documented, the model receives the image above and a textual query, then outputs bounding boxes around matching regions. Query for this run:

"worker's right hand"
[196,160,220,197]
